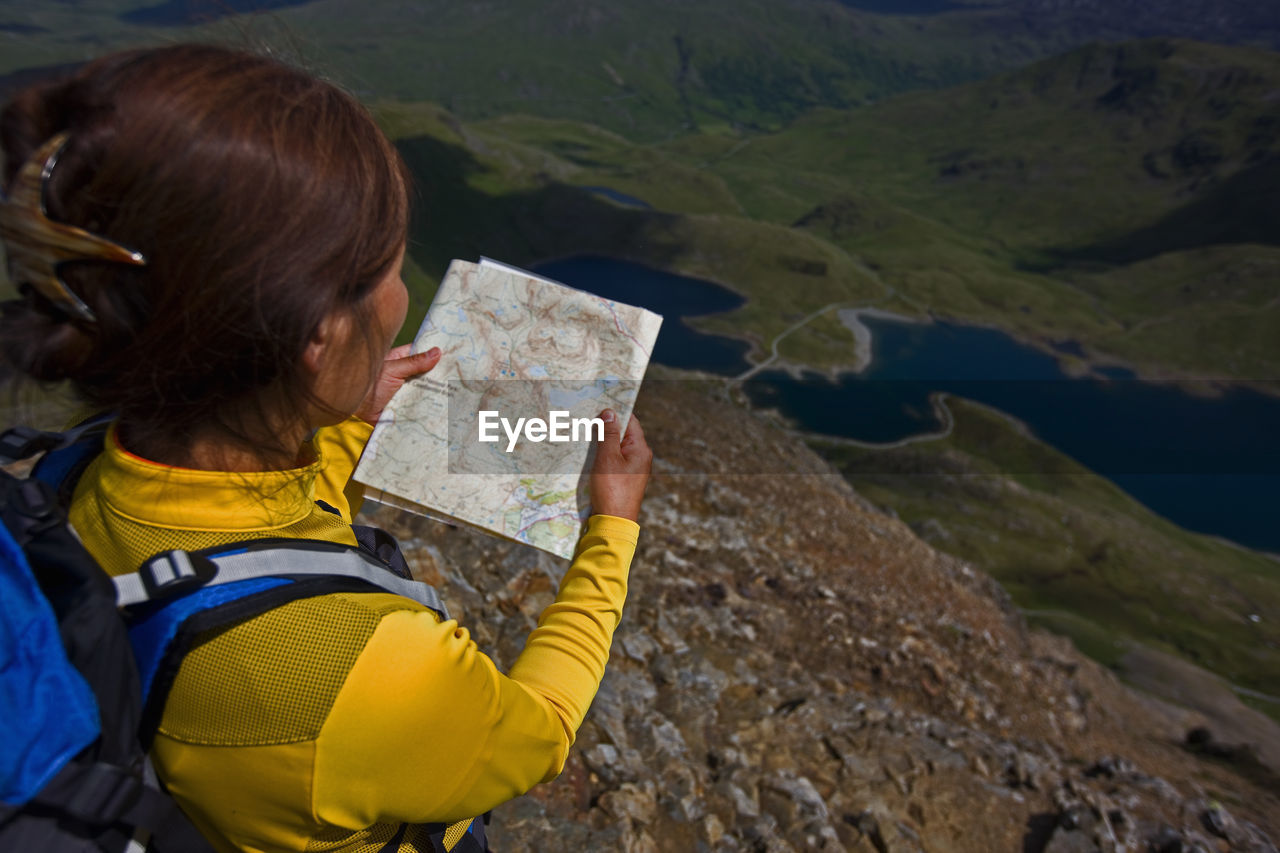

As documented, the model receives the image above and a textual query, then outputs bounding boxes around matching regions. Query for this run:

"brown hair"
[0,44,409,463]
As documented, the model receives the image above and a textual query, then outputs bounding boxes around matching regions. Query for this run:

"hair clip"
[0,131,146,323]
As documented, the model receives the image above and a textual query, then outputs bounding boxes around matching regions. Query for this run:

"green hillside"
[382,39,1280,383]
[3,25,1277,383]
[813,396,1280,718]
[371,102,882,350]
[742,39,1280,381]
[0,0,1049,138]
[3,0,1276,141]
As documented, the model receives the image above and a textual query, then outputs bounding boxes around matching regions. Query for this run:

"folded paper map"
[354,258,663,559]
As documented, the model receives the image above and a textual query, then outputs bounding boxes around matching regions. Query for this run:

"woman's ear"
[303,309,350,377]
[303,324,326,378]
[302,307,368,427]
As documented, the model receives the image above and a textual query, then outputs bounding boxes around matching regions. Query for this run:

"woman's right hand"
[589,409,652,522]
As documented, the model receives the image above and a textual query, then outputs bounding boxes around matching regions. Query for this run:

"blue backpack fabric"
[0,518,99,805]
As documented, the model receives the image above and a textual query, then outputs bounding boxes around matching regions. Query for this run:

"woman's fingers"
[598,408,622,450]
[589,409,652,521]
[620,413,646,456]
[384,346,441,380]
[357,347,442,424]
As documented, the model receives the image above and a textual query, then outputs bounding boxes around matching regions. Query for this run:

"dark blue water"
[120,0,315,26]
[580,186,652,209]
[833,0,982,14]
[533,255,751,376]
[536,255,1280,553]
[745,317,1280,551]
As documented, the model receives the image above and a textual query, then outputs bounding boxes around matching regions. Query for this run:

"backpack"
[0,421,489,853]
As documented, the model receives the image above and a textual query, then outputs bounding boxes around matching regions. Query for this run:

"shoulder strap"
[19,756,212,852]
[0,418,106,466]
[113,539,450,618]
[120,537,451,749]
[2,414,113,508]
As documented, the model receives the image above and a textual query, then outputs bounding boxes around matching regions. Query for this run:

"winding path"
[731,301,849,382]
[728,251,925,384]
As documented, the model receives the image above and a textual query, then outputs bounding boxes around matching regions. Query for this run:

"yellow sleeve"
[311,514,639,827]
[312,416,374,522]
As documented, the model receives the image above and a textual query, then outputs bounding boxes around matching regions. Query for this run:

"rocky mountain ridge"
[360,383,1280,852]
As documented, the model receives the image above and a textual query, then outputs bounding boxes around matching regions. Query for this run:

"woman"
[0,44,651,852]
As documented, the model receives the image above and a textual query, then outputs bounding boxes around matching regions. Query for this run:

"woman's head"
[0,43,410,464]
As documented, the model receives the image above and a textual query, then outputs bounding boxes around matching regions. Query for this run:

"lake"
[120,0,315,26]
[746,317,1280,553]
[580,187,653,209]
[536,255,1280,553]
[832,0,984,14]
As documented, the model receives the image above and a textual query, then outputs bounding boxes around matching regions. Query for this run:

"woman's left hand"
[356,345,441,425]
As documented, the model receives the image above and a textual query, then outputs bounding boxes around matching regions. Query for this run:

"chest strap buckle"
[139,550,215,600]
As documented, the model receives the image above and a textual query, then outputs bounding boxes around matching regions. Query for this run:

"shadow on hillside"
[396,134,685,286]
[1035,156,1280,271]
[0,61,84,103]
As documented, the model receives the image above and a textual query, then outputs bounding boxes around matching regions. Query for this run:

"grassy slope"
[368,101,883,354]
[4,5,1277,380]
[813,396,1280,715]
[425,39,1280,383]
[657,39,1280,380]
[452,111,1102,365]
[724,40,1280,241]
[3,0,1271,140]
[1066,245,1280,378]
[0,0,1044,138]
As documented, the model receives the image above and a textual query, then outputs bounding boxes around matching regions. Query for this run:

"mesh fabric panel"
[159,592,382,745]
[442,819,471,850]
[305,821,436,852]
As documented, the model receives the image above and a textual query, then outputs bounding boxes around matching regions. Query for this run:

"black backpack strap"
[5,414,112,507]
[353,523,414,580]
[373,818,489,853]
[0,420,101,465]
[317,502,414,582]
[16,757,213,853]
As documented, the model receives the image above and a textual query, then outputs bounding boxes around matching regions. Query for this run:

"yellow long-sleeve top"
[68,417,639,853]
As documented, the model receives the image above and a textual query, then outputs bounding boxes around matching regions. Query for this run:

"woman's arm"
[310,515,638,826]
[311,413,651,827]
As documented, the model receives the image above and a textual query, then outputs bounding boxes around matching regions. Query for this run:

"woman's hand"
[589,409,652,522]
[356,345,441,425]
